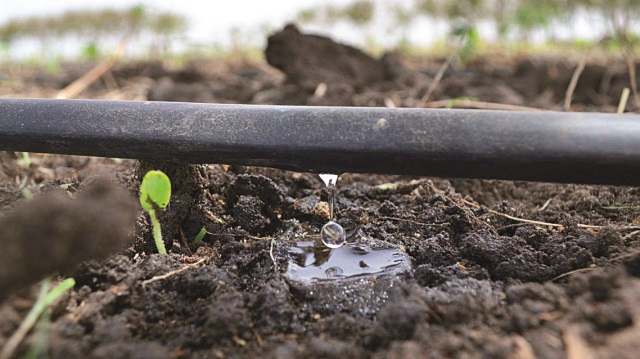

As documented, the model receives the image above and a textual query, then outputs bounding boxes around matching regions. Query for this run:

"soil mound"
[0,180,136,301]
[265,24,392,90]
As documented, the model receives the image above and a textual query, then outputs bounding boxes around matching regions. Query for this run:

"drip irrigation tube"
[1,98,640,186]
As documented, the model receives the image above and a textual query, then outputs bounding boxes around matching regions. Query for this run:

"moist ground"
[2,29,640,358]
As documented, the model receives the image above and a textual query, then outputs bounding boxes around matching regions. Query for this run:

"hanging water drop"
[321,220,346,248]
[318,174,338,188]
[319,173,338,221]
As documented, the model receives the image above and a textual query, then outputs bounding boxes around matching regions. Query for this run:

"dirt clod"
[266,24,391,91]
[0,179,136,301]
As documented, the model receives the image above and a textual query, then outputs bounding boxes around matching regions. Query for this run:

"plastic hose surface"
[2,98,640,185]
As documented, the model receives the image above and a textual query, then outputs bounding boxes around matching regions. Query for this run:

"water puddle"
[286,240,412,284]
[281,174,413,315]
[284,174,412,315]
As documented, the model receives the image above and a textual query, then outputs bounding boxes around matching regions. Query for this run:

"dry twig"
[423,99,542,111]
[537,198,553,212]
[608,248,640,262]
[460,197,640,231]
[426,182,640,232]
[564,326,595,359]
[624,48,640,108]
[564,56,586,111]
[604,2,640,108]
[56,40,126,99]
[178,227,194,256]
[511,336,537,359]
[205,230,272,242]
[142,258,206,286]
[378,216,448,228]
[550,267,597,282]
[418,36,467,106]
[617,87,631,113]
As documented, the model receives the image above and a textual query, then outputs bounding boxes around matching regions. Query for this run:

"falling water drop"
[321,220,346,248]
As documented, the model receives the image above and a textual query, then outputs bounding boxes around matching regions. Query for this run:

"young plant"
[20,152,31,168]
[140,170,171,254]
[0,277,75,359]
[193,226,207,245]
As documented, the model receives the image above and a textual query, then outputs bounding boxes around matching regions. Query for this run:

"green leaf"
[140,170,171,212]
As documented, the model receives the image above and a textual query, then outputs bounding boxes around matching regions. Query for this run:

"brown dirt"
[2,26,640,359]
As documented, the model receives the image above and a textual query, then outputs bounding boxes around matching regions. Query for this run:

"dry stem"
[618,87,631,113]
[418,36,466,107]
[550,267,596,282]
[142,258,206,286]
[178,227,194,256]
[56,40,126,99]
[378,216,449,228]
[624,48,640,108]
[564,56,586,111]
[426,182,640,232]
[423,99,542,112]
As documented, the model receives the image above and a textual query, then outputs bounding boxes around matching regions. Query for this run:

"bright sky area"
[0,0,604,59]
[1,0,359,44]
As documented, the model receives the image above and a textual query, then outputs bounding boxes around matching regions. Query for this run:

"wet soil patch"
[1,158,639,358]
[2,28,640,358]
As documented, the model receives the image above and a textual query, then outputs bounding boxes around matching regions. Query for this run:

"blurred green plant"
[446,96,479,108]
[510,0,565,42]
[296,0,375,27]
[416,0,488,21]
[81,42,100,61]
[18,174,34,201]
[19,152,31,168]
[451,24,480,63]
[342,1,375,25]
[0,5,186,58]
[3,0,639,62]
[0,277,75,359]
[297,8,319,24]
[574,0,640,106]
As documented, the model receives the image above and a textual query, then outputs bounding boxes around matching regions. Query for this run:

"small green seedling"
[20,152,32,168]
[140,170,171,254]
[193,226,207,245]
[18,174,33,200]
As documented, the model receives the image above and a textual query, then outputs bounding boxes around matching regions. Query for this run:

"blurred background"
[1,0,638,61]
[2,0,640,112]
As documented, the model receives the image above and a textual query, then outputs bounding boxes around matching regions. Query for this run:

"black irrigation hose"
[1,98,640,186]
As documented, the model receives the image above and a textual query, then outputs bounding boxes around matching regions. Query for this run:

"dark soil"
[2,26,640,358]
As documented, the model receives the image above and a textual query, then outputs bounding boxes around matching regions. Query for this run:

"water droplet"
[319,174,338,188]
[321,221,346,248]
[318,174,342,248]
[324,266,344,279]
